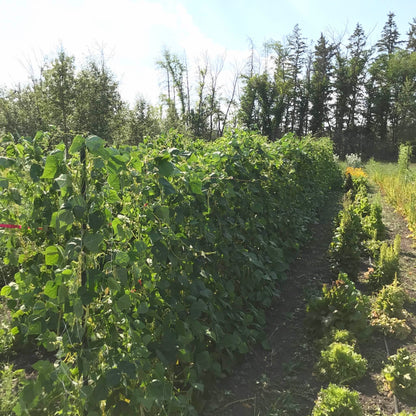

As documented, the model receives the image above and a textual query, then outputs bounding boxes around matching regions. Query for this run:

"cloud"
[0,0,250,104]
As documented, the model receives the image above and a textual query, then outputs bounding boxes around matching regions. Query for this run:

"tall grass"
[366,145,416,237]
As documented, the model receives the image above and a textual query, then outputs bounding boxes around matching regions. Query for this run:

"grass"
[366,160,416,238]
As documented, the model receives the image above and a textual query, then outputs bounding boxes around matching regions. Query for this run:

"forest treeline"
[1,12,415,159]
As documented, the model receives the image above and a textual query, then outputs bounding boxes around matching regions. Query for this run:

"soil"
[202,185,416,416]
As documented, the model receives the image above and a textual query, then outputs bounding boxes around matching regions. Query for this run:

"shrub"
[311,383,363,416]
[382,348,416,402]
[316,342,367,384]
[368,235,401,288]
[306,274,370,339]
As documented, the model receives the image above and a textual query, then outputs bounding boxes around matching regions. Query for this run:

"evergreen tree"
[310,34,335,136]
[376,12,402,55]
[127,97,161,144]
[407,17,416,52]
[287,24,307,134]
[368,12,403,150]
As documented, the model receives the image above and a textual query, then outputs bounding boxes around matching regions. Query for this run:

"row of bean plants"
[308,167,416,415]
[0,130,341,415]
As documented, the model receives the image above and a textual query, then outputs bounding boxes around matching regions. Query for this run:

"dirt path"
[203,187,416,416]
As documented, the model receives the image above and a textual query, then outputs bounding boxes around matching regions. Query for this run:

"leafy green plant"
[316,342,367,384]
[306,274,370,339]
[382,348,416,402]
[373,278,408,316]
[361,201,386,242]
[319,328,357,349]
[311,383,363,416]
[368,235,401,288]
[0,364,25,415]
[329,201,362,279]
[0,131,342,414]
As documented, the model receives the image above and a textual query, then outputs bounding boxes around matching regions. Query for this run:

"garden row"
[305,165,416,415]
[0,130,341,415]
[367,144,416,238]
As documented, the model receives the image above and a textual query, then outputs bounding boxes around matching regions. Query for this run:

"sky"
[0,0,415,105]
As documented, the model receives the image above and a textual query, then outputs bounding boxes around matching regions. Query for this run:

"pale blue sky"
[0,0,414,104]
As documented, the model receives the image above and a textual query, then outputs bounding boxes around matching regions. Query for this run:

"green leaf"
[29,164,43,182]
[117,294,131,311]
[86,135,109,159]
[28,321,42,335]
[105,368,121,388]
[69,135,85,154]
[107,189,120,203]
[10,188,21,204]
[55,174,71,189]
[44,245,62,266]
[108,172,120,191]
[41,154,59,179]
[136,302,149,314]
[58,284,69,304]
[69,195,87,219]
[32,360,55,375]
[159,177,176,195]
[0,157,15,169]
[190,299,207,319]
[114,251,130,267]
[154,205,169,222]
[147,379,171,401]
[88,211,106,231]
[44,280,58,298]
[189,177,203,194]
[83,232,104,253]
[157,159,175,177]
[39,330,58,351]
[73,298,83,319]
[114,266,128,286]
[0,177,8,188]
[0,285,11,297]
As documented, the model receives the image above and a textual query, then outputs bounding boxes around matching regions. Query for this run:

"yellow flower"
[345,167,367,178]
